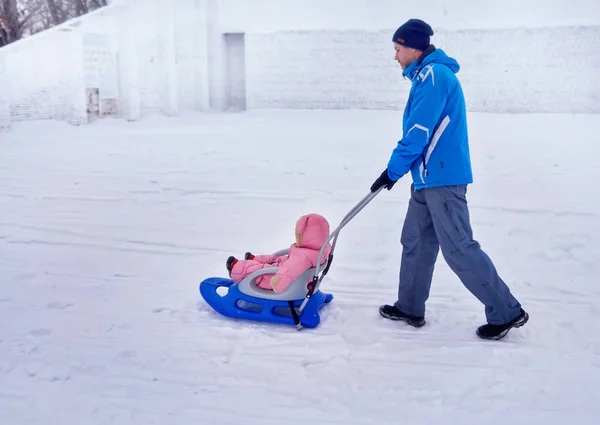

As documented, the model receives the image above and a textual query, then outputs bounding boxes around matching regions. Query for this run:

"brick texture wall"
[3,30,88,125]
[245,26,600,114]
[246,30,405,110]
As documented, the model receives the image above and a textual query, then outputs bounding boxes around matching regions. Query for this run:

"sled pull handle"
[299,188,383,313]
[314,187,382,277]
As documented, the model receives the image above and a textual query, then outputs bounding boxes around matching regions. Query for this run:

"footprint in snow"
[51,373,71,382]
[117,350,138,360]
[30,328,52,337]
[47,301,73,310]
[302,358,328,369]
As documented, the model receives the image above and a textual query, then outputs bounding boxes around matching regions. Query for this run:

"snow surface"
[1,110,600,424]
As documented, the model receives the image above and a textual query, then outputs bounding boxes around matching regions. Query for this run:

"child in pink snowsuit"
[226,213,332,293]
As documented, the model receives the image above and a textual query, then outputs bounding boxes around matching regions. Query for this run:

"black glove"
[370,168,398,193]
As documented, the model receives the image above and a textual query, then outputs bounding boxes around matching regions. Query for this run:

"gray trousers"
[395,184,522,325]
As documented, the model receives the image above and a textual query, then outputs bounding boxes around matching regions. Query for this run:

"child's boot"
[244,252,255,260]
[226,256,238,276]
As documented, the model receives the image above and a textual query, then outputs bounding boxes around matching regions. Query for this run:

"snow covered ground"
[1,109,599,424]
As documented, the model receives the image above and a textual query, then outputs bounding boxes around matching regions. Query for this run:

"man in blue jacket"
[371,19,528,340]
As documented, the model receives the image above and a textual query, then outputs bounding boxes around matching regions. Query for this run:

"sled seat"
[237,248,329,301]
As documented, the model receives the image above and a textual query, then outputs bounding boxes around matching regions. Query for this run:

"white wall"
[217,0,600,31]
[81,10,120,118]
[211,0,600,114]
[1,0,598,128]
[245,30,403,110]
[243,25,600,113]
[0,0,211,126]
[0,53,9,130]
[2,29,88,125]
[128,0,210,116]
[0,5,117,125]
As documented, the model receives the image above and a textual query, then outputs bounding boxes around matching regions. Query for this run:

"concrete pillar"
[116,0,141,121]
[162,0,179,116]
[206,0,227,111]
[195,0,211,111]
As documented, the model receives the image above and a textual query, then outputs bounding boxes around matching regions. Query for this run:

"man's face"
[394,43,419,70]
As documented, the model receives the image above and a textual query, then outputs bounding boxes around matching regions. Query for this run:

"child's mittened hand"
[270,275,282,292]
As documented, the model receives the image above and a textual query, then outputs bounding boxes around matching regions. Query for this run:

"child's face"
[295,232,303,246]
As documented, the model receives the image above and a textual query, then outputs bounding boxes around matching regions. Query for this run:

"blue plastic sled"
[199,190,381,330]
[199,275,333,329]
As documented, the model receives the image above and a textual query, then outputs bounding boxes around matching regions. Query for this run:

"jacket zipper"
[419,154,428,184]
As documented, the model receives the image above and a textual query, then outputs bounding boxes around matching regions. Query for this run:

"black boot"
[379,304,425,327]
[476,308,529,340]
[226,256,237,276]
[244,252,255,260]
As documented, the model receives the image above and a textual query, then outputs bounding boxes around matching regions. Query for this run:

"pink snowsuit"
[230,213,332,293]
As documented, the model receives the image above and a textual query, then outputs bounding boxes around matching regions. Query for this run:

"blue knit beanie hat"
[392,19,434,51]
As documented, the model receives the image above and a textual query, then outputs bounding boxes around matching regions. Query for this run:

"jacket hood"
[403,47,460,80]
[295,213,330,251]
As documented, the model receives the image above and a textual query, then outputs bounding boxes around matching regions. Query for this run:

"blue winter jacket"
[387,47,473,190]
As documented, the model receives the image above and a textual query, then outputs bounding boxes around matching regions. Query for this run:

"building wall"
[0,6,117,125]
[216,0,600,114]
[0,52,9,130]
[1,0,598,128]
[175,0,211,112]
[216,0,600,32]
[3,29,88,125]
[114,0,210,117]
[201,0,600,114]
[243,25,600,113]
[0,0,211,126]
